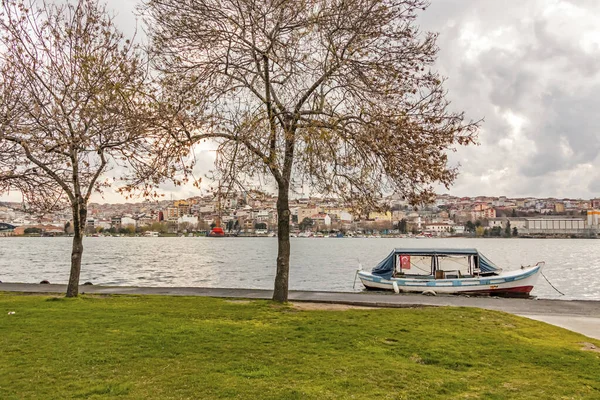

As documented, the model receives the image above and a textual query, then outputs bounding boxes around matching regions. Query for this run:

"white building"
[339,211,353,223]
[507,218,527,230]
[588,210,600,228]
[86,218,96,230]
[121,216,137,228]
[177,215,198,226]
[199,204,215,214]
[422,223,452,236]
[523,217,585,234]
[96,220,112,230]
[311,213,331,227]
[487,218,506,229]
[453,225,465,234]
[255,210,271,222]
[487,217,526,230]
[492,196,507,207]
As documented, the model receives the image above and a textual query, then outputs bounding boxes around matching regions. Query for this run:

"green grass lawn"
[0,293,598,399]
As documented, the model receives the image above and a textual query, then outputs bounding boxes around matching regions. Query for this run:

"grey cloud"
[530,19,600,77]
[416,0,600,198]
[520,87,600,177]
[589,176,600,193]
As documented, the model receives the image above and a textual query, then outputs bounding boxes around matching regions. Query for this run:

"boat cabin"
[372,248,502,280]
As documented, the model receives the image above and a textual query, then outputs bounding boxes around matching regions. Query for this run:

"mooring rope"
[353,259,363,290]
[540,269,565,296]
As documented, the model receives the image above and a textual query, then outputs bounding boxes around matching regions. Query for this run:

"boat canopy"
[371,248,501,279]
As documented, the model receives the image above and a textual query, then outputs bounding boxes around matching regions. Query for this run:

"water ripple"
[0,237,598,300]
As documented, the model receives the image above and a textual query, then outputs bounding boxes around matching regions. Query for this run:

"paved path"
[2,283,599,339]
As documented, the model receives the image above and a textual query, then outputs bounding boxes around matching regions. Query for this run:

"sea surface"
[1,237,598,300]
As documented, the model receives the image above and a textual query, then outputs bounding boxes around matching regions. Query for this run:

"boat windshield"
[373,248,501,279]
[395,254,473,276]
[395,255,434,275]
[436,255,472,276]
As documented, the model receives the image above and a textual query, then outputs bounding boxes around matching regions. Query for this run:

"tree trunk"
[273,183,291,302]
[66,197,86,297]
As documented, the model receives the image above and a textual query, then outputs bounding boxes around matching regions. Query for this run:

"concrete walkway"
[2,283,599,339]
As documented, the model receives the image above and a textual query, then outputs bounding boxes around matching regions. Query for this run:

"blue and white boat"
[357,248,544,296]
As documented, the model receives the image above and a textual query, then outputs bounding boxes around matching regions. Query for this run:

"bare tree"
[142,0,479,302]
[0,53,60,205]
[0,0,172,297]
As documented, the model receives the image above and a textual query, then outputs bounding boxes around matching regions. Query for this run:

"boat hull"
[358,265,542,297]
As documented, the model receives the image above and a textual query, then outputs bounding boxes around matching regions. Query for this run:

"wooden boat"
[357,248,543,297]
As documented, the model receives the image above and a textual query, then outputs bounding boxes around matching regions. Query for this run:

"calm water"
[1,237,599,300]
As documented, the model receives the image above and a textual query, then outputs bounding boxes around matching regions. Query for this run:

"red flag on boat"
[400,255,411,270]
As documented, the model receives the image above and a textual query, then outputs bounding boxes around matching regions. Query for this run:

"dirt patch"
[580,342,600,353]
[225,300,253,304]
[502,382,518,391]
[410,354,424,364]
[291,302,377,311]
[0,291,62,297]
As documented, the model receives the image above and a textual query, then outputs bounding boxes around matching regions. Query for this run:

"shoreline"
[2,283,599,339]
[1,234,599,239]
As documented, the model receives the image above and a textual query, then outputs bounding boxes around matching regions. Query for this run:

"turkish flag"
[399,255,411,270]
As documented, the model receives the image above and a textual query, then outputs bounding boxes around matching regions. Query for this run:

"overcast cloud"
[3,0,599,203]
[418,0,600,199]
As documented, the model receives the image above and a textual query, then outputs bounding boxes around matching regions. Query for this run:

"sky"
[416,0,600,200]
[3,0,600,203]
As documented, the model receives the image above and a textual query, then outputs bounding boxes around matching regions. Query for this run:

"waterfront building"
[136,216,155,227]
[111,216,121,229]
[199,204,216,214]
[85,218,96,231]
[492,196,507,207]
[391,210,406,223]
[165,206,179,220]
[471,204,496,220]
[368,211,392,222]
[338,210,353,223]
[297,206,320,224]
[453,225,466,234]
[588,210,600,229]
[121,216,137,228]
[523,217,585,235]
[422,223,453,236]
[487,218,506,229]
[311,213,331,228]
[96,220,112,230]
[177,215,198,227]
[507,218,527,230]
[173,200,191,216]
[241,218,254,232]
[487,217,526,230]
[13,224,64,235]
[0,222,16,236]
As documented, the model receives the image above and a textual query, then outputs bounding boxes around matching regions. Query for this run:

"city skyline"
[3,189,598,239]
